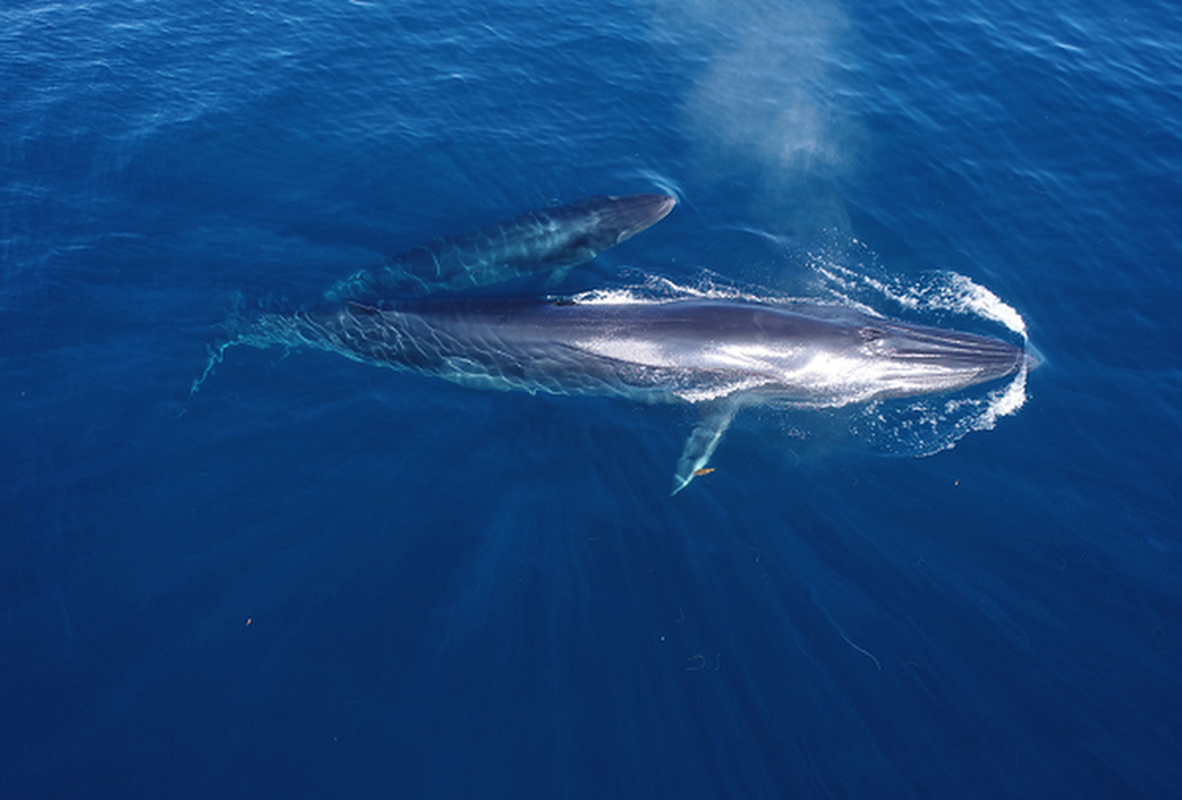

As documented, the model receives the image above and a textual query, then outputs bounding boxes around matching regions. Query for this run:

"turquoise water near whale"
[3,0,1180,797]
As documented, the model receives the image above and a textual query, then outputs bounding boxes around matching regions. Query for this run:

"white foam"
[810,260,1030,342]
[945,273,1028,339]
[977,360,1029,428]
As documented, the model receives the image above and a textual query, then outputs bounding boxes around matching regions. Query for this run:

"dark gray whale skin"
[230,296,1029,493]
[326,194,677,301]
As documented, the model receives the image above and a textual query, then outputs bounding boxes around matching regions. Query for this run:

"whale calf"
[326,194,676,301]
[220,295,1030,493]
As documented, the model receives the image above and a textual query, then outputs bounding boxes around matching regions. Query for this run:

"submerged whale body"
[226,296,1030,493]
[326,194,677,301]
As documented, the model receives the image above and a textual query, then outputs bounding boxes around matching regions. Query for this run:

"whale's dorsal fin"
[671,401,739,495]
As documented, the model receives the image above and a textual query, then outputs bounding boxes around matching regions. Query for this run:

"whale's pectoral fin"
[672,402,739,496]
[543,262,579,289]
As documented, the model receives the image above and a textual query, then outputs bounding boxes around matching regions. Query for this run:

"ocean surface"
[3,0,1180,797]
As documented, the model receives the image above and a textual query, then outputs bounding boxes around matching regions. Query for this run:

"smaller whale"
[326,193,676,301]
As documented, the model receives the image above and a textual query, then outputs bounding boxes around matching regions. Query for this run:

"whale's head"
[574,193,677,246]
[845,317,1029,399]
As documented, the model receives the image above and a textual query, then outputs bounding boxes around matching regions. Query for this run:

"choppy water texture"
[3,0,1181,797]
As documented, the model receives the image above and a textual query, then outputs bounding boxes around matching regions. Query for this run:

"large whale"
[326,194,676,301]
[217,294,1030,493]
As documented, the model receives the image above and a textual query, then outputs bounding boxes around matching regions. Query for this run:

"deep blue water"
[3,0,1181,797]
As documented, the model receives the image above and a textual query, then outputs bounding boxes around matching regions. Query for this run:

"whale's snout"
[590,193,677,243]
[875,321,1028,389]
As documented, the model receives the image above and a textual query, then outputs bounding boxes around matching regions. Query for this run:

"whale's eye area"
[859,327,885,342]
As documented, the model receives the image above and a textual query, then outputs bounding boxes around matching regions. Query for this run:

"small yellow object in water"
[693,467,716,476]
